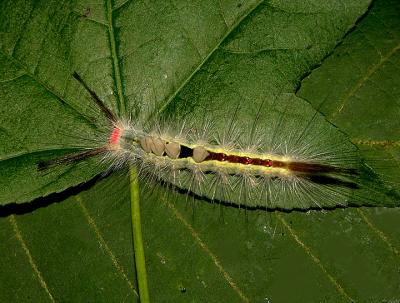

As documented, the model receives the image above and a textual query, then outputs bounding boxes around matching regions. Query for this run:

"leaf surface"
[298,0,400,192]
[1,0,400,302]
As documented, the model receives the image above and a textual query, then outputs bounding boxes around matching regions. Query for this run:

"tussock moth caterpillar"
[39,73,398,210]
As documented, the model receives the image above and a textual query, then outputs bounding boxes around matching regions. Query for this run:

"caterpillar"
[39,73,397,210]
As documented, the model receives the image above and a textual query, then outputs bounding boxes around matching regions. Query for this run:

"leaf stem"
[129,166,150,303]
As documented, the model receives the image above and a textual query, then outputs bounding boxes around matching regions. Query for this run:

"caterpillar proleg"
[39,73,397,210]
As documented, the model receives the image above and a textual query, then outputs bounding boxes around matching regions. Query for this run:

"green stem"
[129,166,150,303]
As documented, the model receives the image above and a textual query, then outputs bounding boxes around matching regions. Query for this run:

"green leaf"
[1,0,400,302]
[0,0,372,206]
[298,0,400,192]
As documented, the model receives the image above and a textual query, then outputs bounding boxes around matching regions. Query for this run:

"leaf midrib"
[107,0,126,116]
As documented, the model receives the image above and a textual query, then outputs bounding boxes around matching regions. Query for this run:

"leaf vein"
[165,199,250,302]
[0,49,95,126]
[9,215,55,302]
[330,41,400,120]
[168,0,202,59]
[70,9,109,27]
[76,196,139,297]
[217,0,229,28]
[277,214,355,302]
[357,208,399,257]
[106,0,126,116]
[113,0,132,12]
[9,1,37,57]
[152,0,265,120]
[352,139,400,148]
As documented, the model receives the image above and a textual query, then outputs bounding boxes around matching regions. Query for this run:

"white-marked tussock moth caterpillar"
[39,73,398,210]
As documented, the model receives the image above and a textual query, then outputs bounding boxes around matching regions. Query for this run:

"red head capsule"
[109,127,121,145]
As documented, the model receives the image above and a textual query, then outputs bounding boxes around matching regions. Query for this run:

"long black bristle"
[38,147,108,171]
[72,72,117,122]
